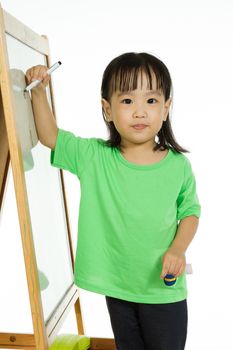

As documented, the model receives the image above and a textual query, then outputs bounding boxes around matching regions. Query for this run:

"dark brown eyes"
[121,98,157,104]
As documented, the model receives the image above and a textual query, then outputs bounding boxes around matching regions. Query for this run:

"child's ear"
[101,98,112,122]
[163,97,172,121]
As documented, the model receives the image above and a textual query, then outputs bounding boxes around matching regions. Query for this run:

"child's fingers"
[25,65,49,86]
[36,66,51,88]
[26,66,37,82]
[41,73,50,86]
[170,261,183,277]
[161,248,186,279]
[170,260,186,277]
[25,68,33,84]
[25,67,38,84]
[34,65,48,82]
[160,262,170,279]
[174,263,185,278]
[161,258,183,279]
[169,261,178,275]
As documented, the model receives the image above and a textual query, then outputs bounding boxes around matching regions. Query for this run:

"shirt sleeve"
[177,157,201,220]
[50,128,95,178]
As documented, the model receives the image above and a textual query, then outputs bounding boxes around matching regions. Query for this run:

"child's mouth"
[132,124,147,130]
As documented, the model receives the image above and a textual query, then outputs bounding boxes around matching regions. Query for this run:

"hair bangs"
[108,64,164,99]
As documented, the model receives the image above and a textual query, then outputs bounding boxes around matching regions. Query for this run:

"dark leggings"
[105,296,188,350]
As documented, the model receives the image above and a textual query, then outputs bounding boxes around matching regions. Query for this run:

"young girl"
[26,52,201,350]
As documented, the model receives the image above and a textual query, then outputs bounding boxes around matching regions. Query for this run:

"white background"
[0,0,233,349]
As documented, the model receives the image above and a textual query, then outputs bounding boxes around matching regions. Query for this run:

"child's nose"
[133,104,147,118]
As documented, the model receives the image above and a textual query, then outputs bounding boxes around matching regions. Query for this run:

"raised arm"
[26,65,58,149]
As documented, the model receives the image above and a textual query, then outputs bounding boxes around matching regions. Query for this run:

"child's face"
[102,72,172,150]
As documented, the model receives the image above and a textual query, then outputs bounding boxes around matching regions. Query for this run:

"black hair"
[101,52,189,154]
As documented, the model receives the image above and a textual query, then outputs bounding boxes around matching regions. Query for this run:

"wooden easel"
[0,5,115,350]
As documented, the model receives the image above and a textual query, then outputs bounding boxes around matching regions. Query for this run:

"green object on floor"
[49,334,90,350]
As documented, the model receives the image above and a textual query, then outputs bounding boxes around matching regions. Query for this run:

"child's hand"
[25,65,50,92]
[160,247,186,279]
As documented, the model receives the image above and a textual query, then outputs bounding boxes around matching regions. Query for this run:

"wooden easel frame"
[0,5,115,350]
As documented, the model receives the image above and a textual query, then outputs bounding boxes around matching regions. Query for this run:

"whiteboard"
[5,33,74,322]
